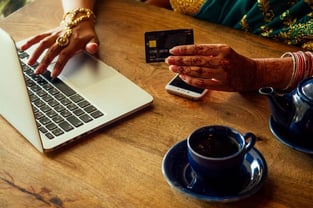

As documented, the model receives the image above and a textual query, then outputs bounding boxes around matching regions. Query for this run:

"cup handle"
[243,132,256,152]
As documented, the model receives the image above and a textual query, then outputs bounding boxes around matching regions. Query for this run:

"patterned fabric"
[169,0,313,50]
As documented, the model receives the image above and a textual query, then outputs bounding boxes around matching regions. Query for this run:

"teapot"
[259,77,313,140]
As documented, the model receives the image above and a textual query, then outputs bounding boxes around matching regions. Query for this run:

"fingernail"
[165,56,174,64]
[51,71,56,79]
[169,47,178,54]
[51,69,60,79]
[28,59,34,66]
[179,74,185,80]
[34,66,41,75]
[169,65,178,73]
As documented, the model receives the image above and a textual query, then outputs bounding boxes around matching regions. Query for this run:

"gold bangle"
[62,8,96,28]
[56,8,96,47]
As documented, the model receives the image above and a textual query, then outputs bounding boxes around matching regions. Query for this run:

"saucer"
[269,117,313,154]
[162,139,268,203]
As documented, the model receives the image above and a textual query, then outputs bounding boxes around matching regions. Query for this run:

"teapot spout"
[259,87,293,129]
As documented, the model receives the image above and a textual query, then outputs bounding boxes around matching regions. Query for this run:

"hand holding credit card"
[144,29,208,100]
[144,29,194,63]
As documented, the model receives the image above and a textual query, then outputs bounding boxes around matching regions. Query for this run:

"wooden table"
[1,0,312,207]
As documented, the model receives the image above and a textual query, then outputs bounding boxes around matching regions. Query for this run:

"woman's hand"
[20,19,99,78]
[165,44,258,92]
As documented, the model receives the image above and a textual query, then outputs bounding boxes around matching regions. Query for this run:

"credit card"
[144,29,194,63]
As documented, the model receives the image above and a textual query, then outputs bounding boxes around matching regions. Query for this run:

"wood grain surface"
[0,0,312,207]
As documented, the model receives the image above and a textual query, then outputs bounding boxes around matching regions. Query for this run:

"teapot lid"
[299,78,313,102]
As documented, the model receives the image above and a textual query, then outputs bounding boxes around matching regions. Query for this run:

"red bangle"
[281,51,313,90]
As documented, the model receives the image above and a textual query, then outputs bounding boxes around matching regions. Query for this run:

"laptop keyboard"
[17,49,104,140]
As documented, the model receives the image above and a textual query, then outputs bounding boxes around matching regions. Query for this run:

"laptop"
[0,28,153,153]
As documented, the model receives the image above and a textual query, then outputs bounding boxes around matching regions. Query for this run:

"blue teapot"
[259,77,313,140]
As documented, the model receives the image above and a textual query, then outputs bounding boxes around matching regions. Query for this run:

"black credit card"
[144,29,194,63]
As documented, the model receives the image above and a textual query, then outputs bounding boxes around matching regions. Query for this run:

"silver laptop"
[0,28,153,153]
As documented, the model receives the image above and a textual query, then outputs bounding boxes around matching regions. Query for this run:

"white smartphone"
[165,74,208,100]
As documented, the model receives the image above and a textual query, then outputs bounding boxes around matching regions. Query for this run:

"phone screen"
[169,75,206,93]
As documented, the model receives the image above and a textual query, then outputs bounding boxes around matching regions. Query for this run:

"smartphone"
[165,74,208,100]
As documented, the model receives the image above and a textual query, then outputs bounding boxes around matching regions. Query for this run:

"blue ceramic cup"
[187,125,256,182]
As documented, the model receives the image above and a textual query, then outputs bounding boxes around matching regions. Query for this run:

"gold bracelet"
[56,8,96,47]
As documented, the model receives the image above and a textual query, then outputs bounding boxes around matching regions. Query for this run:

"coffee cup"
[187,125,256,184]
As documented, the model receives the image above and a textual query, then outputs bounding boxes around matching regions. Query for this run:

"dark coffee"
[191,135,240,157]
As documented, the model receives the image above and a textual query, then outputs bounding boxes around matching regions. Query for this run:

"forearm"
[253,57,293,90]
[61,0,96,12]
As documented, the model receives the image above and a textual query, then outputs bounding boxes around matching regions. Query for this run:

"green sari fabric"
[194,0,313,50]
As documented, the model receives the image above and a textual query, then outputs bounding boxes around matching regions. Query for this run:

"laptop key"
[59,121,74,132]
[29,93,40,102]
[60,109,71,117]
[55,105,66,113]
[55,93,66,101]
[84,105,97,113]
[18,51,29,59]
[46,123,58,131]
[60,98,72,105]
[80,114,93,123]
[48,100,59,107]
[34,111,44,119]
[73,109,84,116]
[39,116,51,125]
[52,115,64,123]
[67,103,78,111]
[78,100,90,108]
[52,128,64,137]
[37,89,47,97]
[34,99,45,107]
[39,126,48,134]
[67,115,83,127]
[70,94,84,103]
[91,111,104,119]
[46,110,58,118]
[30,84,41,92]
[45,132,55,140]
[41,104,52,113]
[48,87,60,95]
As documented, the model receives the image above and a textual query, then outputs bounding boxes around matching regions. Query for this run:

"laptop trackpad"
[57,52,116,90]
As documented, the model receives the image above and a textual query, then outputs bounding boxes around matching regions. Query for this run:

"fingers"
[179,74,233,92]
[166,44,258,92]
[49,32,97,78]
[28,35,59,66]
[169,44,231,56]
[20,32,53,51]
[20,23,98,78]
[50,50,74,78]
[169,65,226,80]
[166,55,230,68]
[33,43,62,75]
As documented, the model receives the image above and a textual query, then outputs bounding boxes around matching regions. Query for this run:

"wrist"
[56,8,96,47]
[253,57,293,90]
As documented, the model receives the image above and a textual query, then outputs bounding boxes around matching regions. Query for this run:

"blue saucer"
[162,139,267,203]
[269,117,313,154]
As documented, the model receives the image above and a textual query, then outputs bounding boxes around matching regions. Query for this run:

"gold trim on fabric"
[170,0,205,16]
